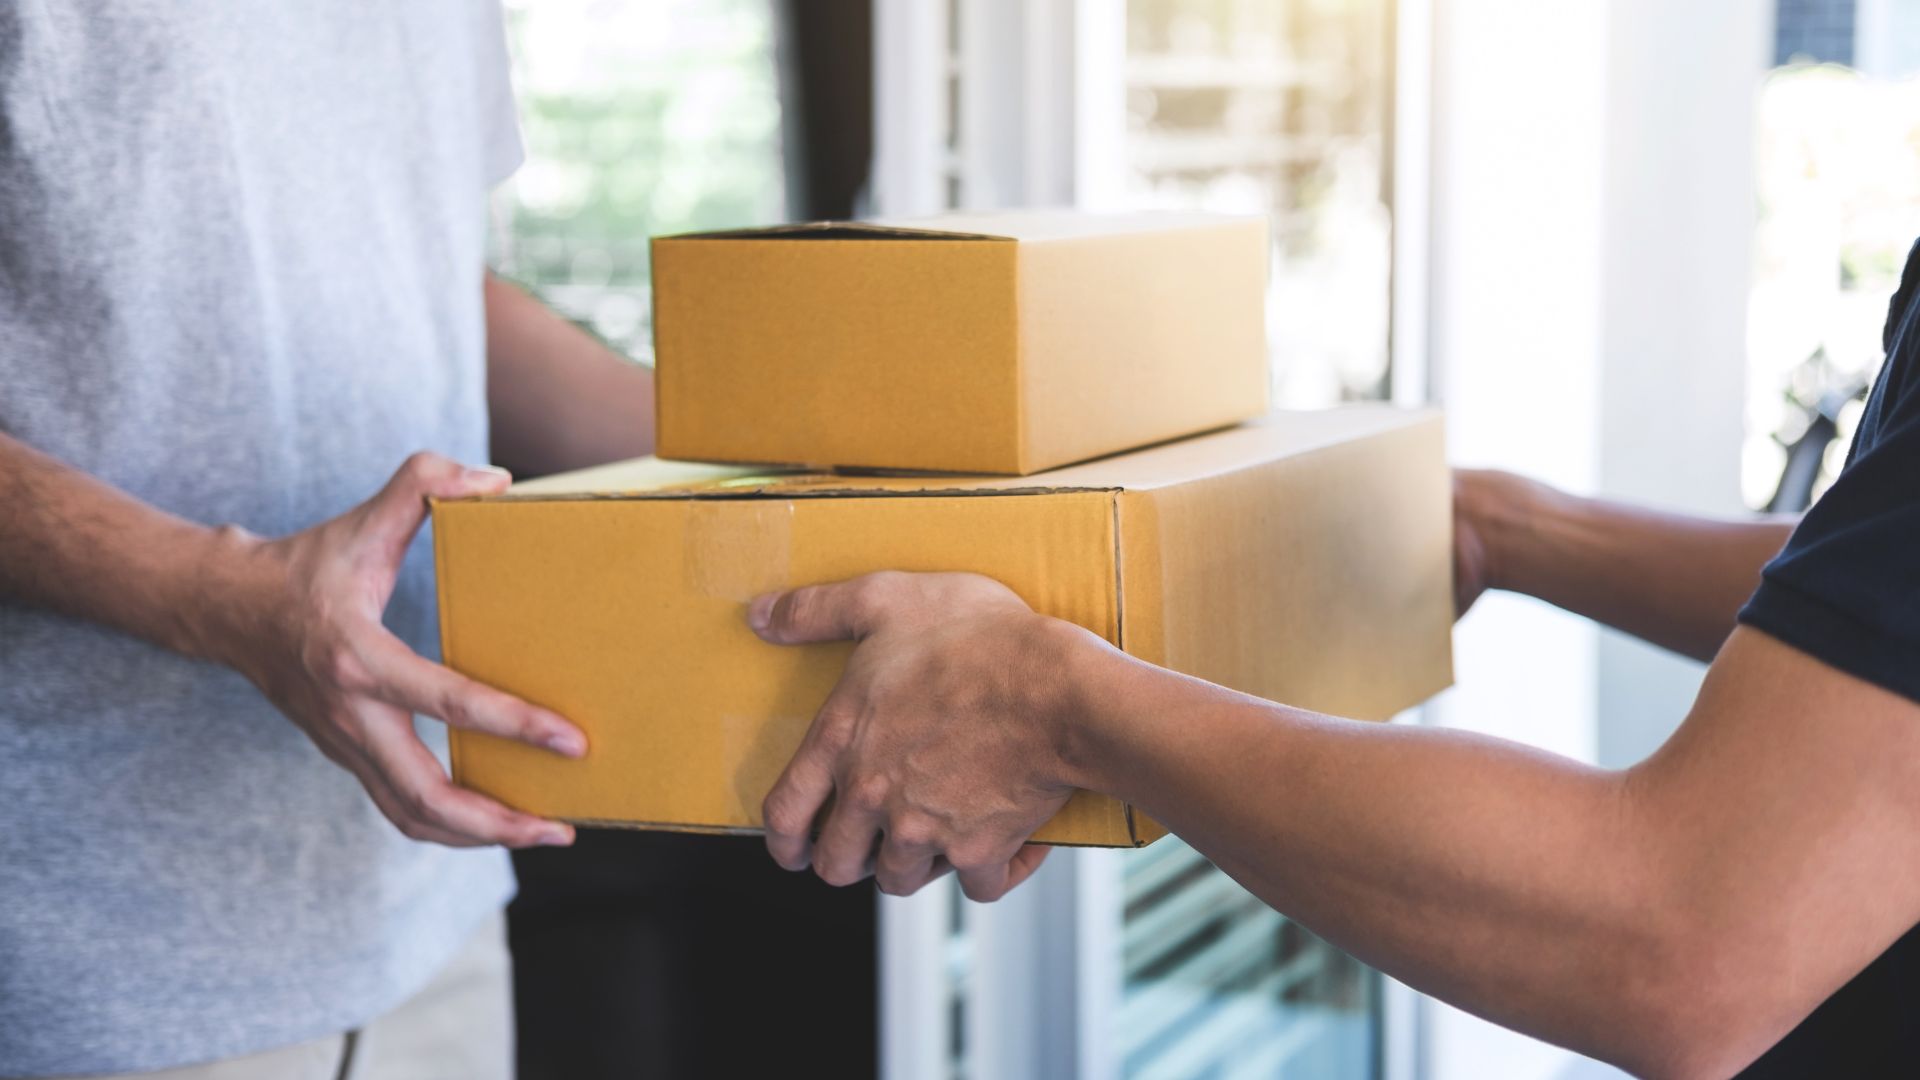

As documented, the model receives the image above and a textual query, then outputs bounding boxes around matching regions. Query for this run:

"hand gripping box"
[651,210,1272,476]
[432,407,1455,847]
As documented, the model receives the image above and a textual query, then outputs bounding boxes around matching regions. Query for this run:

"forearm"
[1061,640,1660,1065]
[484,271,655,477]
[1059,627,1919,1077]
[0,433,254,664]
[1469,471,1795,662]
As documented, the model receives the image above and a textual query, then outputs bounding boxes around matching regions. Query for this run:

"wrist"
[1458,469,1558,596]
[1031,616,1133,795]
[178,524,285,672]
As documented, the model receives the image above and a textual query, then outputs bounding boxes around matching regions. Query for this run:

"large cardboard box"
[433,407,1454,847]
[651,210,1271,476]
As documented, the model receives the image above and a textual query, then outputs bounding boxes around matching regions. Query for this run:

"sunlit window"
[1745,65,1920,510]
[1746,0,1920,511]
[494,0,786,362]
[1122,0,1393,408]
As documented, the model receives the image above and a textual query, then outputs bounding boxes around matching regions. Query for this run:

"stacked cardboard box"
[434,211,1455,847]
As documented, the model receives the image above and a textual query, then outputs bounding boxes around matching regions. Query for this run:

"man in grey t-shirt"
[0,3,655,1075]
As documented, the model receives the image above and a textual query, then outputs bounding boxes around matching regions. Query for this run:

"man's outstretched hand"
[200,452,585,849]
[748,572,1103,901]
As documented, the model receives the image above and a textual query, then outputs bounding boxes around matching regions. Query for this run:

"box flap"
[1028,407,1426,491]
[660,220,1010,242]
[872,209,1260,243]
[491,409,1426,503]
[661,212,1257,245]
[504,457,763,496]
[484,458,1119,502]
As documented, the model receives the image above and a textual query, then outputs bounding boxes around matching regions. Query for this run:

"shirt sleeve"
[1738,261,1920,705]
[475,2,526,189]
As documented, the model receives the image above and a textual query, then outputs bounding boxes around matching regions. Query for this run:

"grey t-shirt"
[0,3,522,1073]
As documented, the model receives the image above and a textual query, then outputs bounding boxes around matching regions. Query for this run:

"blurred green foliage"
[499,0,785,358]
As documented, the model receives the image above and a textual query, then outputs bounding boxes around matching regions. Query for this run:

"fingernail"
[464,465,512,486]
[546,729,588,757]
[539,827,573,847]
[747,593,777,634]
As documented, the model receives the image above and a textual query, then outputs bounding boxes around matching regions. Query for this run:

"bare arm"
[484,271,655,478]
[0,432,585,848]
[747,574,1920,1079]
[0,433,242,659]
[1459,470,1796,661]
[1067,625,1918,1078]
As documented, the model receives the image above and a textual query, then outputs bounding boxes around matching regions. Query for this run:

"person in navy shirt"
[747,242,1920,1076]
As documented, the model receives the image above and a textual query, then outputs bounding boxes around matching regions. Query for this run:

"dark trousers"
[510,831,877,1079]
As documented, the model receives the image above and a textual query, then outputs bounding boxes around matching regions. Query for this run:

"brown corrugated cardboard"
[433,407,1455,847]
[651,210,1272,476]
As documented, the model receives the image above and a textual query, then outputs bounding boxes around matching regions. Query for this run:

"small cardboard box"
[433,407,1454,847]
[651,210,1272,476]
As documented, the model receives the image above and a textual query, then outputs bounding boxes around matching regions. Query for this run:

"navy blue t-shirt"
[1734,238,1920,1075]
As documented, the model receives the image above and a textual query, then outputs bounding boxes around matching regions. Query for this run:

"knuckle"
[762,792,811,838]
[845,775,890,814]
[438,692,477,731]
[815,700,860,746]
[816,861,865,889]
[948,840,1001,872]
[850,574,899,621]
[483,817,527,848]
[399,786,440,824]
[775,586,820,634]
[312,641,367,691]
[875,870,923,898]
[875,842,929,895]
[766,839,809,872]
[963,879,1008,904]
[889,815,939,850]
[400,450,440,480]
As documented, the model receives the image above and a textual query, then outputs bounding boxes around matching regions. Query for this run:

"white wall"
[1423,0,1768,1077]
[1595,0,1771,769]
[1425,2,1607,1075]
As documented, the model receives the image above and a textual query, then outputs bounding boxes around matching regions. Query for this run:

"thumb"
[749,574,899,645]
[361,452,511,568]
